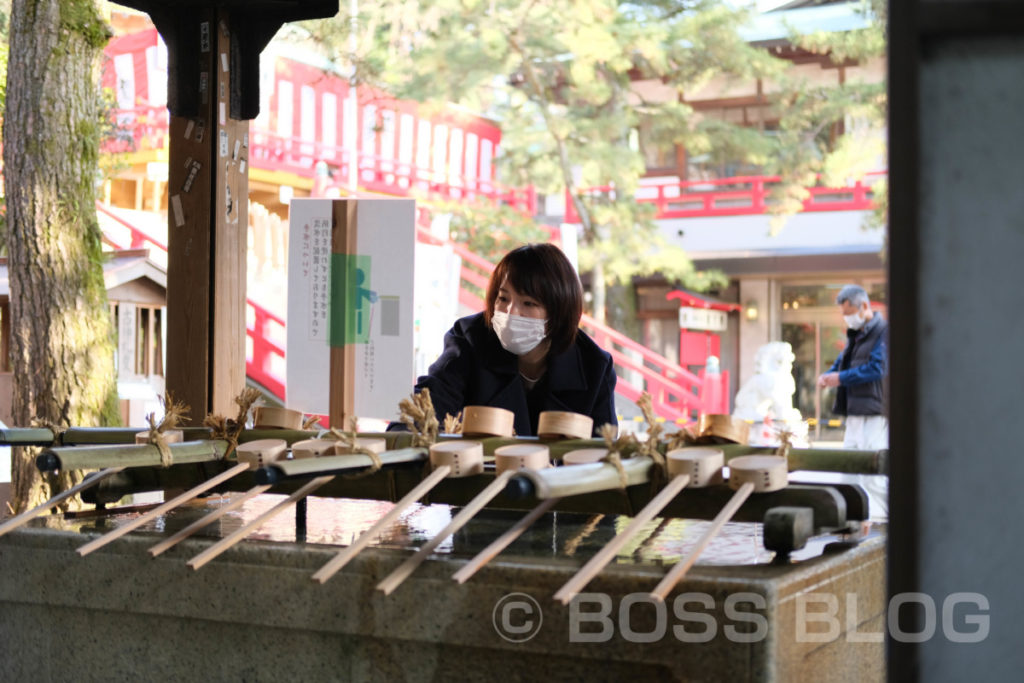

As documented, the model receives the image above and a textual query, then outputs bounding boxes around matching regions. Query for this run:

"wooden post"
[329,200,357,426]
[164,8,246,420]
[117,0,340,420]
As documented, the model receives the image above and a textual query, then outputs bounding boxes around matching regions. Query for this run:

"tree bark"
[2,0,118,513]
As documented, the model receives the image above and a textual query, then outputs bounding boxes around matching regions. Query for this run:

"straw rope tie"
[398,388,440,448]
[774,427,795,463]
[443,410,463,435]
[149,427,174,468]
[145,393,190,468]
[635,392,667,479]
[33,418,68,448]
[203,387,262,460]
[597,423,630,489]
[325,419,383,479]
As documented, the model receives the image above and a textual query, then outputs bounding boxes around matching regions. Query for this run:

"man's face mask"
[844,309,866,330]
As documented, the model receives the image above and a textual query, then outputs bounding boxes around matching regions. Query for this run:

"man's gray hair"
[836,284,870,306]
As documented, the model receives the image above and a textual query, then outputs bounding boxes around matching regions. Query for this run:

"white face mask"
[844,312,865,330]
[491,311,547,355]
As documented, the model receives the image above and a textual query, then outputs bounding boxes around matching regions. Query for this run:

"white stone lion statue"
[733,341,807,445]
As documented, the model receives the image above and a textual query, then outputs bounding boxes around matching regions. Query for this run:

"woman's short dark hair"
[484,243,583,355]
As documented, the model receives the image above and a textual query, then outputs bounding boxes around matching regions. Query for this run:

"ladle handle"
[312,465,451,584]
[148,484,272,557]
[376,469,515,596]
[553,473,691,605]
[187,475,333,570]
[0,467,125,539]
[650,481,755,602]
[78,462,250,557]
[452,497,562,584]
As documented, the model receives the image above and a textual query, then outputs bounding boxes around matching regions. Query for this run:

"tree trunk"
[2,0,118,513]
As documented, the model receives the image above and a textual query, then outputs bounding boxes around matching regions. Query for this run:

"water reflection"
[31,492,880,567]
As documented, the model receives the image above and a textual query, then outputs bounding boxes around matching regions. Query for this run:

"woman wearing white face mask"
[406,243,617,437]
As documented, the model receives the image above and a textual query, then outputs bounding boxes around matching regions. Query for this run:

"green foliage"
[438,200,550,264]
[296,0,887,308]
[766,0,888,233]
[297,0,776,308]
[59,0,111,49]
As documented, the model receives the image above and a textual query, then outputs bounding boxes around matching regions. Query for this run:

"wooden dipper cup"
[235,439,288,470]
[666,447,725,488]
[377,439,513,595]
[494,444,551,475]
[461,406,515,438]
[291,439,338,459]
[561,448,608,466]
[537,411,593,440]
[649,454,789,602]
[252,406,304,430]
[428,440,485,477]
[727,455,788,492]
[696,414,750,445]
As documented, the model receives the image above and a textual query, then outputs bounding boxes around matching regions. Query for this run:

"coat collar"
[483,326,589,395]
[853,312,885,340]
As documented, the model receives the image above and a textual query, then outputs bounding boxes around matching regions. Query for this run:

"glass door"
[779,284,851,441]
[779,280,887,441]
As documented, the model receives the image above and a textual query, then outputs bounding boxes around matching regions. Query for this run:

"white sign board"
[413,242,461,379]
[286,198,416,420]
[679,307,728,332]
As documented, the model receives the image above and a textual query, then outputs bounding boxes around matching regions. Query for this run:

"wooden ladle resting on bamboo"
[649,454,788,602]
[77,438,296,557]
[316,442,551,585]
[552,447,726,605]
[449,408,593,584]
[375,439,517,596]
[147,439,289,557]
[450,444,556,584]
[149,436,397,557]
[1,438,231,541]
[0,468,125,540]
[185,437,388,571]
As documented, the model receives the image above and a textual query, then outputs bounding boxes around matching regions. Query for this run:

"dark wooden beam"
[887,0,921,679]
[112,1,338,419]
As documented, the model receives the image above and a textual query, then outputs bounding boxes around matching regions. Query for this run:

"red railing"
[564,172,885,223]
[248,128,355,180]
[108,105,536,216]
[354,151,537,216]
[96,202,167,251]
[246,301,286,399]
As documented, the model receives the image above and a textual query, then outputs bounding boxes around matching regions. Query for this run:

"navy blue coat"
[413,313,617,436]
[827,313,888,416]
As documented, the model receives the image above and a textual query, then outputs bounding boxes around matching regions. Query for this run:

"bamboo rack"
[37,440,230,472]
[255,448,428,483]
[4,425,886,475]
